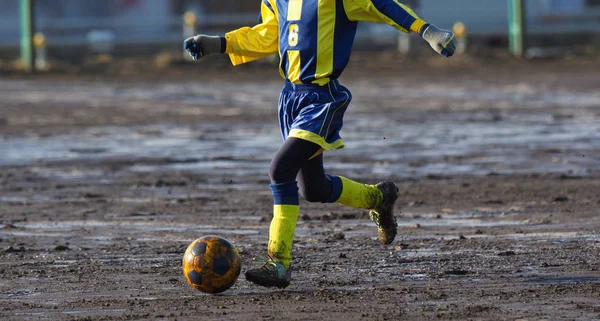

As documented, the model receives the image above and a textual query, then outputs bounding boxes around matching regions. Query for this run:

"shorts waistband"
[283,79,340,93]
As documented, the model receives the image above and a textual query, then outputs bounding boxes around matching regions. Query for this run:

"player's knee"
[269,160,294,184]
[269,162,280,183]
[299,185,329,203]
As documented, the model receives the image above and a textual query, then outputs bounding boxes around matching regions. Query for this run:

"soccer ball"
[182,235,242,294]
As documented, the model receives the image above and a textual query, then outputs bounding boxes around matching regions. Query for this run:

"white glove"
[422,25,456,57]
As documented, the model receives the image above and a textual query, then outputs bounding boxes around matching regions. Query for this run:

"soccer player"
[184,0,456,288]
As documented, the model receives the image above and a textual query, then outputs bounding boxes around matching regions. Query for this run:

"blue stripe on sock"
[270,181,299,205]
[326,175,342,203]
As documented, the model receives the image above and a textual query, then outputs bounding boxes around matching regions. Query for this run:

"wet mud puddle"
[1,80,599,179]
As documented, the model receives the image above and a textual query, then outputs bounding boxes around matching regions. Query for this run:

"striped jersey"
[225,0,428,85]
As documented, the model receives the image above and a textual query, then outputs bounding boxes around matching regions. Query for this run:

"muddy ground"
[1,52,599,320]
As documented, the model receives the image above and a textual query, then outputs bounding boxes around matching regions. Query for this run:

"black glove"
[183,35,223,60]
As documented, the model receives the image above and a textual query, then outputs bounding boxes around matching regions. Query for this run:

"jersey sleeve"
[224,0,279,66]
[343,0,429,35]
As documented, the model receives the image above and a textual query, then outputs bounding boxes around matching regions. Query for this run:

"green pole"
[20,0,35,72]
[508,0,526,58]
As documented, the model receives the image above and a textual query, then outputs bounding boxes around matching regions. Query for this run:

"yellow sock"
[268,204,299,269]
[336,176,383,209]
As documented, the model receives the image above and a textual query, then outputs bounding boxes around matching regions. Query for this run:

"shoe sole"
[370,181,398,245]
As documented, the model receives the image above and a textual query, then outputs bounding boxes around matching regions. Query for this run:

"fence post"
[453,22,468,55]
[34,32,47,70]
[20,0,35,72]
[508,0,526,58]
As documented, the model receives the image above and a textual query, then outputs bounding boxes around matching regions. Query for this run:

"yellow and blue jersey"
[225,0,428,86]
[224,0,429,151]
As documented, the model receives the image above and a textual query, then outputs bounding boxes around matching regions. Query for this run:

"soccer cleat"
[245,257,292,288]
[369,181,399,245]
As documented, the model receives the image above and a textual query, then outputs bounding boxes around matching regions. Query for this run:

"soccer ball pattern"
[182,236,241,294]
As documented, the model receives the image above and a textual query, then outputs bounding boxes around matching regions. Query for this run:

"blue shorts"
[278,79,352,151]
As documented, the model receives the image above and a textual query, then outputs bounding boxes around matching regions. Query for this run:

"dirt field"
[1,52,599,320]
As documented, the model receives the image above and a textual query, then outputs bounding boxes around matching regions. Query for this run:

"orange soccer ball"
[182,236,242,294]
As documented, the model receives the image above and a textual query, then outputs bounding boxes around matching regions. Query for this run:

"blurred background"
[1,4,599,319]
[2,0,600,69]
